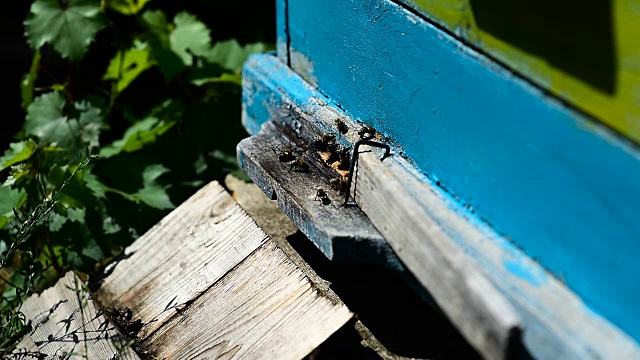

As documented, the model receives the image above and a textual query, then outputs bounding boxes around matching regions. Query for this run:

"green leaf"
[3,164,33,189]
[81,238,104,262]
[104,0,151,15]
[21,51,41,110]
[75,101,103,149]
[103,46,154,93]
[142,10,184,80]
[132,164,174,209]
[191,72,242,86]
[0,187,26,230]
[25,92,104,158]
[99,116,176,158]
[205,40,269,74]
[210,150,251,182]
[83,170,106,199]
[48,212,67,232]
[0,140,37,171]
[169,12,211,66]
[102,216,121,234]
[24,0,107,61]
[67,207,86,223]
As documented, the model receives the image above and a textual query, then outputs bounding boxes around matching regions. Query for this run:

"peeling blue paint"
[264,0,640,343]
[503,258,547,287]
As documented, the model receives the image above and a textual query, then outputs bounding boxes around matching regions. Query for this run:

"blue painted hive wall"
[277,0,640,343]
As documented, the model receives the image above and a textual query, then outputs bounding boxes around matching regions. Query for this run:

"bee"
[329,177,347,193]
[358,125,376,139]
[336,147,351,170]
[313,133,336,152]
[334,118,348,135]
[272,145,295,162]
[315,188,331,205]
[325,144,344,165]
[289,158,310,172]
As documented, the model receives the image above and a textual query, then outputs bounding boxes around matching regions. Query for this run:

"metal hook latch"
[344,139,391,206]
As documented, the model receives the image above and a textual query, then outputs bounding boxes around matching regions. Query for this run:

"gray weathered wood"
[10,335,44,359]
[20,271,140,359]
[144,241,352,359]
[94,181,269,339]
[355,152,521,360]
[94,180,352,359]
[237,121,402,270]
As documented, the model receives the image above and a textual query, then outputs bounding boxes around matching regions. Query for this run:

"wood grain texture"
[10,335,44,359]
[20,272,140,360]
[237,121,402,270]
[94,181,269,339]
[144,241,352,359]
[356,152,521,360]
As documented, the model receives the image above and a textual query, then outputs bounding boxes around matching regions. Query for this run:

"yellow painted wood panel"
[404,0,640,143]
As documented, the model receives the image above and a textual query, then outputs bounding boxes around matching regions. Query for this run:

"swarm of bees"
[313,133,336,152]
[270,119,382,208]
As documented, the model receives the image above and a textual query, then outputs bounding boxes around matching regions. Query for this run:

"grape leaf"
[99,116,176,158]
[24,0,107,61]
[210,150,251,182]
[83,170,106,199]
[0,186,26,230]
[205,40,269,74]
[49,212,67,232]
[0,140,37,171]
[169,12,211,66]
[25,92,104,158]
[3,164,33,189]
[142,10,184,80]
[67,207,86,223]
[104,0,151,15]
[103,46,154,93]
[132,164,174,210]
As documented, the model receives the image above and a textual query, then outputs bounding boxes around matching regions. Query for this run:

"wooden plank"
[9,335,44,359]
[144,241,352,359]
[240,54,640,359]
[356,151,522,360]
[237,121,402,270]
[94,181,268,339]
[19,272,140,360]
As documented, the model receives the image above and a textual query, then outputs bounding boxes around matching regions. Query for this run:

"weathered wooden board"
[10,335,44,359]
[93,180,352,359]
[94,181,269,339]
[241,53,640,359]
[237,121,402,270]
[19,271,140,359]
[278,0,640,343]
[144,241,352,359]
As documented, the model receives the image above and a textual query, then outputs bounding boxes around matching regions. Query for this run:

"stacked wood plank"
[11,181,352,359]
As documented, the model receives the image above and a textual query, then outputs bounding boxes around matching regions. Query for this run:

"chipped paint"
[503,258,547,287]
